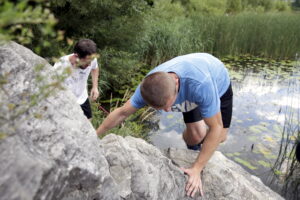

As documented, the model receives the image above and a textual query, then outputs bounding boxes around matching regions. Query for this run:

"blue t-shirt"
[130,53,230,118]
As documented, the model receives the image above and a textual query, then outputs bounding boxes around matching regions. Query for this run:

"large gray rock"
[166,148,284,200]
[102,134,284,200]
[0,42,119,200]
[101,134,187,200]
[0,42,283,200]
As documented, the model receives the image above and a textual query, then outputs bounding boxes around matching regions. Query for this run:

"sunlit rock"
[0,42,119,200]
[102,134,284,200]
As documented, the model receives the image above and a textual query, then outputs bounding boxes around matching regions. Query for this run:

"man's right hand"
[181,167,204,198]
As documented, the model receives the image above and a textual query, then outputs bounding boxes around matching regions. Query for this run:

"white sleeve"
[53,61,62,70]
[91,58,98,69]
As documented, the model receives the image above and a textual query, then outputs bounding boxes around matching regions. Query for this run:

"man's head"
[73,39,97,69]
[140,72,178,112]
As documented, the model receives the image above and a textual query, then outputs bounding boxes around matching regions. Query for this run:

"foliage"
[293,0,300,8]
[99,48,144,96]
[274,1,291,12]
[91,99,150,141]
[187,0,227,15]
[226,0,242,14]
[174,0,291,14]
[0,0,60,56]
[138,9,300,65]
[49,0,149,51]
[213,12,300,59]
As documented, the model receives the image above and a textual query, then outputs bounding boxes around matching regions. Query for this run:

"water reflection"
[149,57,300,198]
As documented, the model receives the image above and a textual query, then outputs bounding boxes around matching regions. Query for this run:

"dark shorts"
[183,83,233,128]
[80,98,92,119]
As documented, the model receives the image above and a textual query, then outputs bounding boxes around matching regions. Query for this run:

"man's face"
[155,86,178,112]
[160,93,177,112]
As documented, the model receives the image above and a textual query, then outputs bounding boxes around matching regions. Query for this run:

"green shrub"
[0,0,59,56]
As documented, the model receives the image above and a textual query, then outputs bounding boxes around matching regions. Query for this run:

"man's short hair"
[140,72,176,108]
[74,39,97,58]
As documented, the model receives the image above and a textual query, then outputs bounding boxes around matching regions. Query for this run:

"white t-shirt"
[53,54,98,105]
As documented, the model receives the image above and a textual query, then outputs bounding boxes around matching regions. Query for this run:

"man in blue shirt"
[96,53,233,198]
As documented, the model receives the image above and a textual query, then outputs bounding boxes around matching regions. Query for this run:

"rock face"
[0,42,283,200]
[0,42,119,200]
[102,134,284,200]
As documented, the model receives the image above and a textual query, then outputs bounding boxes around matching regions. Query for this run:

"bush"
[0,0,59,56]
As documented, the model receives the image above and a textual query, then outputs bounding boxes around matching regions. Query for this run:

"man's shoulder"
[53,54,73,70]
[59,54,72,62]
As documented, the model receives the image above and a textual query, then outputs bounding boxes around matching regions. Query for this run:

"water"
[148,57,300,197]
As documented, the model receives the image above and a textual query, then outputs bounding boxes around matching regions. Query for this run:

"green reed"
[139,12,300,65]
[269,57,300,200]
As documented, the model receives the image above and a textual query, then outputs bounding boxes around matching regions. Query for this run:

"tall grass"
[214,12,300,59]
[139,12,300,65]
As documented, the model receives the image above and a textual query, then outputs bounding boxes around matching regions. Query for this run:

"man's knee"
[182,121,207,145]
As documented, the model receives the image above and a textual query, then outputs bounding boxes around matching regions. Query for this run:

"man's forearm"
[193,126,222,171]
[96,107,127,136]
[91,68,99,89]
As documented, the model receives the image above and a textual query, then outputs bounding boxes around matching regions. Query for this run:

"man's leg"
[183,121,228,147]
[182,107,206,150]
[183,120,207,146]
[183,83,232,150]
[80,98,92,120]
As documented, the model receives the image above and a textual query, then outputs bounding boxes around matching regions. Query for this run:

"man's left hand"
[90,88,99,101]
[181,167,204,198]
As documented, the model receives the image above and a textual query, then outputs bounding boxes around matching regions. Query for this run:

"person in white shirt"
[54,39,99,119]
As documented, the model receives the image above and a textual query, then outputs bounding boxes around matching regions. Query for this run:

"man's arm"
[90,68,99,101]
[194,111,223,170]
[182,111,224,197]
[96,100,138,136]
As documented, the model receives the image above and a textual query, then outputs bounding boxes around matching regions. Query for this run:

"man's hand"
[90,87,99,101]
[181,167,204,198]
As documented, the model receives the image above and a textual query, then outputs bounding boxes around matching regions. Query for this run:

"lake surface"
[148,56,300,197]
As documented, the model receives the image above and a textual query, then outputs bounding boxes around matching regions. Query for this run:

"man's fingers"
[187,184,193,197]
[199,180,204,196]
[183,167,203,197]
[90,91,99,101]
[187,182,199,197]
[191,185,198,197]
[200,186,204,197]
[92,93,97,100]
[186,178,196,197]
[185,179,192,192]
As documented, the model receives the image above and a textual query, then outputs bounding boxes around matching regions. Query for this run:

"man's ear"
[175,76,179,88]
